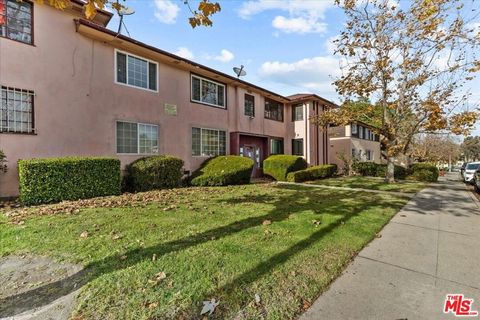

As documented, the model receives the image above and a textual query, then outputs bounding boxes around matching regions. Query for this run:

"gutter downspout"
[304,102,308,164]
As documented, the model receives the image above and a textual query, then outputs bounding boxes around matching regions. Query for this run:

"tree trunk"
[385,157,395,183]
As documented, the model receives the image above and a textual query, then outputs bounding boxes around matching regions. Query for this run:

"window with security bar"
[0,86,34,133]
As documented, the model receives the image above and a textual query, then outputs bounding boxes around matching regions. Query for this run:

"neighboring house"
[287,94,332,166]
[0,1,337,197]
[328,121,381,170]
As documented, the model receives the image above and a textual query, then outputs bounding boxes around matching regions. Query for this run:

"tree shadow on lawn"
[315,177,420,192]
[0,185,403,317]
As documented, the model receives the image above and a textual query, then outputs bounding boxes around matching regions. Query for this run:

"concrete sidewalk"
[301,173,480,320]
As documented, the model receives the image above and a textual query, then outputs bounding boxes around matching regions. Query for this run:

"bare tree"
[408,134,461,168]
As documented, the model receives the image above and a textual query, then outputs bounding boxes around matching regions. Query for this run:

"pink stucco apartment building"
[0,1,381,197]
[328,121,382,171]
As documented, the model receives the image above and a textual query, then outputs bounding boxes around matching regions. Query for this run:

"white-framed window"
[191,75,226,108]
[192,127,226,156]
[351,123,357,134]
[366,150,372,161]
[1,86,34,133]
[292,104,303,121]
[116,121,159,154]
[115,50,158,91]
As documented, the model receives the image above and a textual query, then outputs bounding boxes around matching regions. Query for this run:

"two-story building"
[328,121,382,171]
[0,0,342,197]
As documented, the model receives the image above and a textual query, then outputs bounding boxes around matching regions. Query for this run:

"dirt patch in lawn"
[0,255,83,319]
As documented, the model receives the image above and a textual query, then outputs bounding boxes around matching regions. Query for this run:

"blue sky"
[106,0,480,135]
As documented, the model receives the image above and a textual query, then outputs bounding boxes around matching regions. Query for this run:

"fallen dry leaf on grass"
[3,187,235,223]
[148,271,167,286]
[79,231,89,238]
[142,301,158,309]
[111,234,123,241]
[302,300,311,310]
[262,220,272,225]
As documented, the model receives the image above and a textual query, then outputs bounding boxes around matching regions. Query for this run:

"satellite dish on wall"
[118,7,135,16]
[117,6,135,35]
[233,65,246,78]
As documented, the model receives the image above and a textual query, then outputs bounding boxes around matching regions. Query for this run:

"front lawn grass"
[0,184,408,319]
[309,176,426,193]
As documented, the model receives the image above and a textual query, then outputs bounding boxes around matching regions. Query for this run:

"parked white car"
[464,162,480,184]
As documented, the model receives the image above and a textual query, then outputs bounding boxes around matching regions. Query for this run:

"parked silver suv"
[464,162,480,184]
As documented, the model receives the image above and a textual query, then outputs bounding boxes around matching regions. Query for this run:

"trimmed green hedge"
[263,155,307,181]
[353,162,407,180]
[408,163,439,182]
[0,149,7,173]
[376,164,407,180]
[352,162,378,177]
[410,169,437,182]
[191,156,254,186]
[19,157,121,205]
[126,155,184,192]
[286,164,337,183]
[352,161,438,182]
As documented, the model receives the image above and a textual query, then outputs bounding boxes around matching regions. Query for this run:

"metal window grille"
[0,86,34,133]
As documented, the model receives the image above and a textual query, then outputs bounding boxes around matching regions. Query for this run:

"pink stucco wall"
[329,137,381,173]
[1,4,319,197]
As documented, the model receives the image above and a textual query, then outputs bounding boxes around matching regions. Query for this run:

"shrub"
[352,162,378,176]
[0,150,7,173]
[286,164,337,183]
[410,169,437,182]
[393,165,408,180]
[191,156,253,186]
[19,157,121,205]
[263,155,307,181]
[408,163,439,182]
[376,164,407,180]
[353,162,407,180]
[126,155,184,192]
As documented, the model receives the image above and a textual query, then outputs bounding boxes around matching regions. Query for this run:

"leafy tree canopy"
[460,136,480,161]
[312,0,480,182]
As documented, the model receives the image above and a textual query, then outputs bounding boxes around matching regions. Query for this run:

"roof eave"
[74,19,290,103]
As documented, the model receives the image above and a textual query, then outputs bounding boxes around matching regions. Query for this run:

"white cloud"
[258,56,341,95]
[154,0,180,24]
[174,47,194,60]
[206,49,235,63]
[238,0,334,34]
[272,16,327,34]
[326,35,339,54]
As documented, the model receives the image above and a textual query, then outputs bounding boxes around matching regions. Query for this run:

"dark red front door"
[237,135,268,177]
